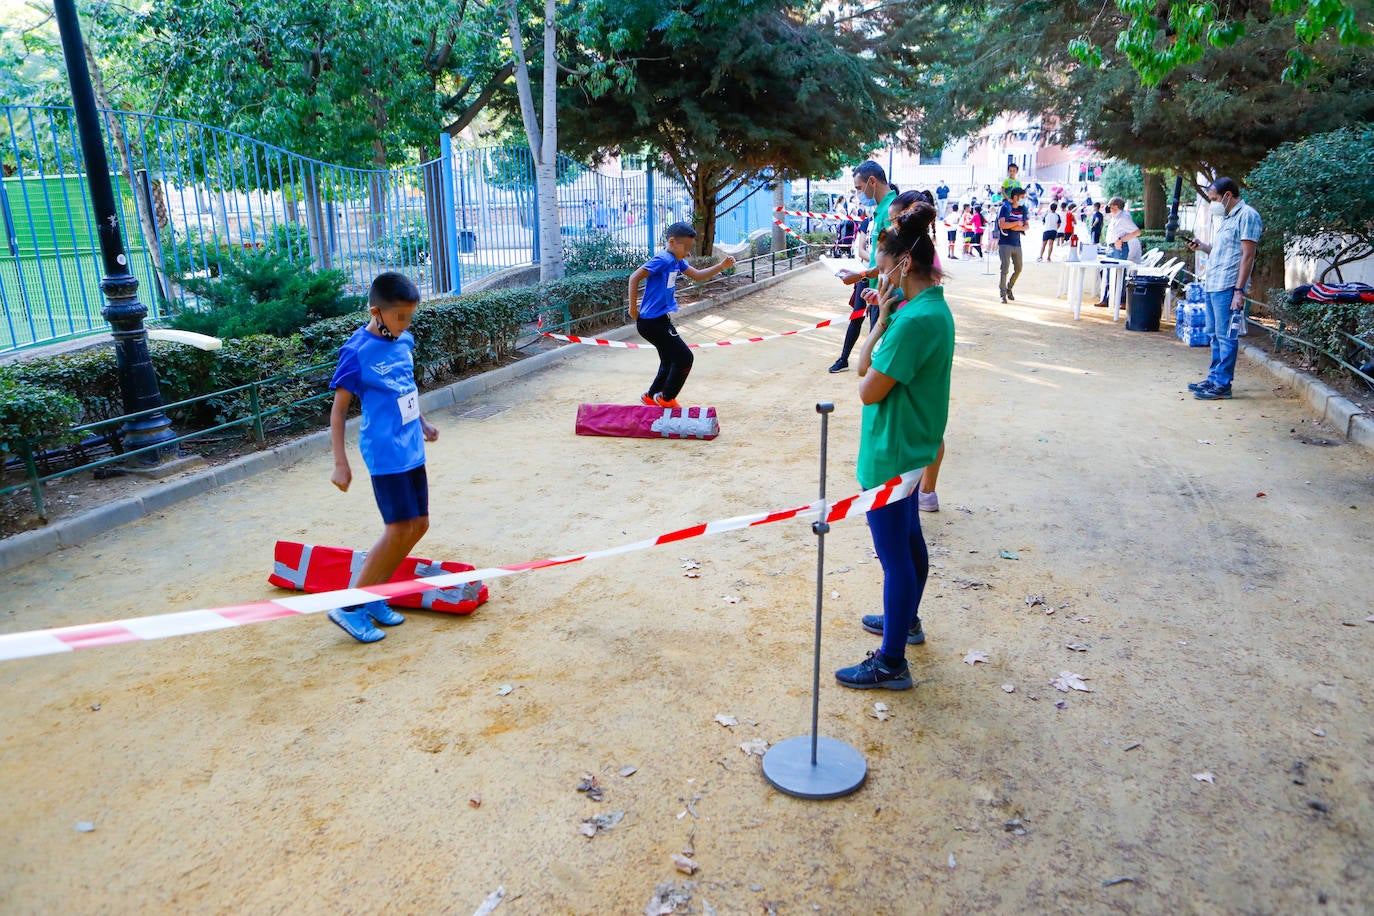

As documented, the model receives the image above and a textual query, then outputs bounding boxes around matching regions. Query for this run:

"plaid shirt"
[1204,200,1263,293]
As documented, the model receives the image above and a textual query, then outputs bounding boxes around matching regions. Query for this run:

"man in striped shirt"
[1185,177,1263,400]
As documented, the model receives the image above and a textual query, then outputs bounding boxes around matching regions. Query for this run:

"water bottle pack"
[1185,281,1206,304]
[1175,301,1209,347]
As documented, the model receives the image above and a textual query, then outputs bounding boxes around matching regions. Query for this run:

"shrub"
[1100,162,1143,204]
[1247,123,1374,281]
[8,347,124,424]
[0,372,80,449]
[373,219,431,267]
[563,233,646,274]
[167,247,363,338]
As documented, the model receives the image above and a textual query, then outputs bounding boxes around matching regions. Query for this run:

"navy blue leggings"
[636,315,694,400]
[867,494,929,662]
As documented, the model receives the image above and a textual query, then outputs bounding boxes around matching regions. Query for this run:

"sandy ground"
[2,256,1372,915]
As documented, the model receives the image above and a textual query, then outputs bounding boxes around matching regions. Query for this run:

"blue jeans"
[867,494,928,663]
[1202,289,1240,389]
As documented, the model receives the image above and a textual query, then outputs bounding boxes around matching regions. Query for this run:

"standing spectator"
[945,204,961,259]
[1001,164,1022,200]
[968,205,985,258]
[936,180,950,214]
[1089,202,1104,246]
[1094,197,1142,308]
[997,186,1030,303]
[829,162,900,373]
[1184,177,1263,400]
[1061,203,1077,247]
[1038,203,1062,262]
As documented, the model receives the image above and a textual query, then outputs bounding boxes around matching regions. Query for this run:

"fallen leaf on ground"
[496,684,513,696]
[1066,643,1089,652]
[645,882,694,916]
[721,595,740,604]
[998,550,1020,560]
[683,570,701,579]
[1025,595,1046,607]
[671,853,698,875]
[472,886,506,916]
[869,702,891,721]
[578,810,624,837]
[1366,615,1374,623]
[1197,439,1213,445]
[681,559,700,570]
[955,579,992,590]
[964,650,990,665]
[830,566,853,574]
[713,714,739,727]
[1311,728,1326,737]
[1077,617,1092,623]
[1256,492,1267,498]
[830,591,840,599]
[1050,671,1092,692]
[575,774,604,801]
[468,794,482,808]
[619,765,638,777]
[1001,684,1016,693]
[1055,700,1068,709]
[1193,772,1215,783]
[740,738,770,757]
[75,822,95,833]
[948,853,957,869]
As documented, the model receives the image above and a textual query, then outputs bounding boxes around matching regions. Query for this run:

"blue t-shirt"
[997,201,1029,247]
[637,249,689,319]
[330,326,426,476]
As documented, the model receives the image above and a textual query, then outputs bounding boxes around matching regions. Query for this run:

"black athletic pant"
[637,314,694,400]
[836,283,879,365]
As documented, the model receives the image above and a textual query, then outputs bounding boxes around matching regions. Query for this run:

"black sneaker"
[1000,294,1007,303]
[1187,379,1211,392]
[860,614,925,645]
[1006,289,1015,301]
[828,360,849,373]
[835,651,913,690]
[1194,383,1232,400]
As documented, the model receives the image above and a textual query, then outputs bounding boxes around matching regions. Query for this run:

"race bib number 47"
[397,390,420,425]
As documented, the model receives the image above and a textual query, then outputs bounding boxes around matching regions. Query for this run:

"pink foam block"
[575,403,719,440]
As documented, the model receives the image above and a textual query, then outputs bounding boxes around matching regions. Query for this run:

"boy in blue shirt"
[326,272,439,643]
[627,222,734,408]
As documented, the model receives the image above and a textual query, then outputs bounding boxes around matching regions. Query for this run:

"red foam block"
[575,403,719,440]
[268,542,488,614]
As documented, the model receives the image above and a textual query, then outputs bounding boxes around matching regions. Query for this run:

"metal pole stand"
[762,402,867,799]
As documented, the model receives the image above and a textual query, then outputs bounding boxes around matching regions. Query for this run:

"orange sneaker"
[640,393,657,406]
[653,395,682,409]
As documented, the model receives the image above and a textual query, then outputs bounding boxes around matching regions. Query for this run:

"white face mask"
[1209,198,1228,217]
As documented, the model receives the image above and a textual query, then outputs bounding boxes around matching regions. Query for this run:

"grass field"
[0,247,165,350]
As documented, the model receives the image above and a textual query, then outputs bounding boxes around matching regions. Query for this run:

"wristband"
[1233,287,1245,293]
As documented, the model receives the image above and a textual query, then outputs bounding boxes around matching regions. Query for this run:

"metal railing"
[0,105,711,352]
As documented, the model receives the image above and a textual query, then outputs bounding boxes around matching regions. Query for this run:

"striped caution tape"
[774,206,850,222]
[537,309,864,349]
[0,470,921,663]
[772,219,808,242]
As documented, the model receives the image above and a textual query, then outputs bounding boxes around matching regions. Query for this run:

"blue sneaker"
[328,607,385,643]
[1193,383,1232,400]
[363,599,405,626]
[860,614,926,645]
[835,651,913,690]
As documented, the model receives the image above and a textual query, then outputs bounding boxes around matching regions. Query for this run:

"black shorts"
[371,465,429,524]
[1042,230,1058,241]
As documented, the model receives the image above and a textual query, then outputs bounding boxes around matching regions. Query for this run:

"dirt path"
[2,258,1372,915]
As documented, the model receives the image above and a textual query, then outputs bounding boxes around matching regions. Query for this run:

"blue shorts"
[371,465,429,524]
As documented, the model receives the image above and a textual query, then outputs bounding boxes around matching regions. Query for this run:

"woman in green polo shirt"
[836,202,956,690]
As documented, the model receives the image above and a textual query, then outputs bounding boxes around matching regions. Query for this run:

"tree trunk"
[83,40,170,302]
[505,0,564,282]
[302,167,331,269]
[368,91,388,245]
[1142,170,1167,230]
[688,169,717,258]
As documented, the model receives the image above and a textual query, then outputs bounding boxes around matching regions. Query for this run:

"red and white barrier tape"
[0,471,921,662]
[772,219,808,242]
[773,207,850,222]
[538,309,864,349]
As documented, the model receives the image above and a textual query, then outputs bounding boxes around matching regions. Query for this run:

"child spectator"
[628,223,735,407]
[326,272,440,643]
[1038,203,1061,262]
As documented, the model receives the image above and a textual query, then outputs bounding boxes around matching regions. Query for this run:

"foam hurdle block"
[269,541,488,614]
[575,403,720,440]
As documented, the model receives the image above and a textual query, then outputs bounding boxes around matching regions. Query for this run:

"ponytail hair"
[877,202,941,282]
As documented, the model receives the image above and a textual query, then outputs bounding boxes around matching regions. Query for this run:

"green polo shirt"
[867,189,899,288]
[856,285,955,490]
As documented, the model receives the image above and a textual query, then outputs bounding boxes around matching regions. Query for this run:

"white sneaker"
[918,490,939,512]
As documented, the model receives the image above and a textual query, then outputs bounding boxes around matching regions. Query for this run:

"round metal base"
[762,735,867,799]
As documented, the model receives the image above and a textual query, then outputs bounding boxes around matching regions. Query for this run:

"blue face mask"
[856,181,877,208]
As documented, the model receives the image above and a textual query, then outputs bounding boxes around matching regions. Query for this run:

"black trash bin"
[1126,275,1168,331]
[458,229,477,254]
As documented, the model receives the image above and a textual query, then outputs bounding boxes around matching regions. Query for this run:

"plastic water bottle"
[1229,309,1247,336]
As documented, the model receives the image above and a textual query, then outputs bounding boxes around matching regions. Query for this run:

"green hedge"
[3,269,632,458]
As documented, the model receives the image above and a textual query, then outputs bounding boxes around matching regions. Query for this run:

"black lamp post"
[54,0,176,461]
[1165,175,1183,243]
